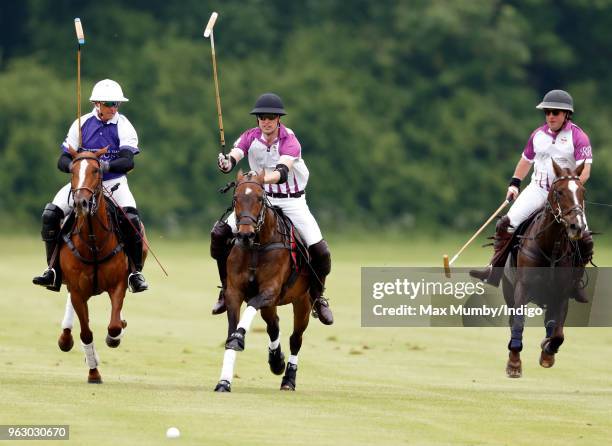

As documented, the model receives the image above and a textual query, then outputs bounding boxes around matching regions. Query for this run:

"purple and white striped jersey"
[234,124,309,194]
[522,121,592,191]
[61,108,139,181]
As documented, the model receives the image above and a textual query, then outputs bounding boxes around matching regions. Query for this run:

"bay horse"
[215,171,312,392]
[502,160,589,378]
[57,146,146,383]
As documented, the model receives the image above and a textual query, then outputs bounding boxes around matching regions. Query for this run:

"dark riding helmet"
[536,89,574,113]
[250,93,286,116]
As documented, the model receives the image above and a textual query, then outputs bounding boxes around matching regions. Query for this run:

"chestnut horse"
[57,146,146,383]
[215,171,312,392]
[502,161,588,378]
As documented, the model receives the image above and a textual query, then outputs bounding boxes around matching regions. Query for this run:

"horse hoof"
[214,380,231,392]
[280,382,295,391]
[539,352,555,368]
[58,329,74,352]
[88,369,103,384]
[506,361,522,378]
[268,347,285,376]
[105,335,121,348]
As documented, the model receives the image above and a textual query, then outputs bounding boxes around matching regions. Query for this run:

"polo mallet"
[443,199,510,278]
[74,18,85,149]
[203,12,225,154]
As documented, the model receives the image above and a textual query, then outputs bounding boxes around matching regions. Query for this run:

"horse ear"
[96,145,109,158]
[236,169,244,181]
[551,158,563,178]
[575,161,585,177]
[67,145,78,158]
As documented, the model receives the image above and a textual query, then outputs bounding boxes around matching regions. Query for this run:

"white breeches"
[226,195,323,247]
[506,182,548,228]
[52,175,137,216]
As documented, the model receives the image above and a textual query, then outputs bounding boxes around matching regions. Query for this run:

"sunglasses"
[101,101,120,108]
[257,114,279,121]
[544,109,564,116]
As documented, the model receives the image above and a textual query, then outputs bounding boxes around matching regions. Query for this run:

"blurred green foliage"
[1,0,611,234]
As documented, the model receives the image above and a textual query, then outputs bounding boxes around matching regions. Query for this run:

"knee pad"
[308,240,331,275]
[41,203,64,240]
[210,220,233,259]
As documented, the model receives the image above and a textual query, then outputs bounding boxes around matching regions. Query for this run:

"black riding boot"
[121,207,148,293]
[32,203,64,292]
[308,240,334,325]
[573,232,594,303]
[210,220,234,315]
[469,215,513,287]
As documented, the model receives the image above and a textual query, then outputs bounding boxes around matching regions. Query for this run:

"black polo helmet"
[250,93,286,116]
[536,89,574,113]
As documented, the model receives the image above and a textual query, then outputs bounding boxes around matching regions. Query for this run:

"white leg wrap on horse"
[289,355,298,366]
[219,349,237,382]
[269,334,281,350]
[61,293,75,330]
[237,306,258,332]
[107,328,125,341]
[81,341,100,369]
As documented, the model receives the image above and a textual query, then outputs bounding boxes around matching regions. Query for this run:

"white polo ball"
[166,427,180,439]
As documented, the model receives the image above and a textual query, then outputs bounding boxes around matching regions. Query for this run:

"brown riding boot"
[469,215,513,287]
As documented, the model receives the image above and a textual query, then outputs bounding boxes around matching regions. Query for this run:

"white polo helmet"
[89,79,129,102]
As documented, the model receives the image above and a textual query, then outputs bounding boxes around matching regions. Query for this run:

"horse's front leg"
[106,282,128,348]
[58,293,75,352]
[540,297,569,368]
[215,286,245,392]
[70,290,102,384]
[507,280,527,378]
[281,294,311,391]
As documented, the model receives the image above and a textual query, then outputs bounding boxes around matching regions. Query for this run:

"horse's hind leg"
[261,306,285,375]
[281,296,310,391]
[106,285,128,348]
[58,293,75,352]
[71,292,102,383]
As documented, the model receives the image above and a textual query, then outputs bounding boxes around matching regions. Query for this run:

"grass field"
[1,233,611,445]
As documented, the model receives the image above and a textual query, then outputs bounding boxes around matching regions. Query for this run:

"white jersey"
[233,124,309,195]
[522,121,592,191]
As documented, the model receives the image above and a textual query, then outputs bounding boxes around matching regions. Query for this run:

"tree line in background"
[1,0,611,235]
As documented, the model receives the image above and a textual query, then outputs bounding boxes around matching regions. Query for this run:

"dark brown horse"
[502,160,588,378]
[214,171,312,392]
[57,146,146,383]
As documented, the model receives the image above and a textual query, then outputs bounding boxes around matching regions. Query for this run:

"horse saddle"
[270,205,310,272]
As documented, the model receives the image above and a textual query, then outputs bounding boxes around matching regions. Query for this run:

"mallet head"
[443,254,451,278]
[204,12,218,38]
[74,18,85,45]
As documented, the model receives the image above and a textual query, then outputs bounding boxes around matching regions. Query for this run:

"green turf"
[1,234,611,445]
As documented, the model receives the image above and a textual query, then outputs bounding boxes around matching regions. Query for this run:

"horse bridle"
[70,155,103,216]
[234,180,268,232]
[548,175,585,226]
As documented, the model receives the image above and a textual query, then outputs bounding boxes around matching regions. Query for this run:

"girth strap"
[62,234,124,265]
